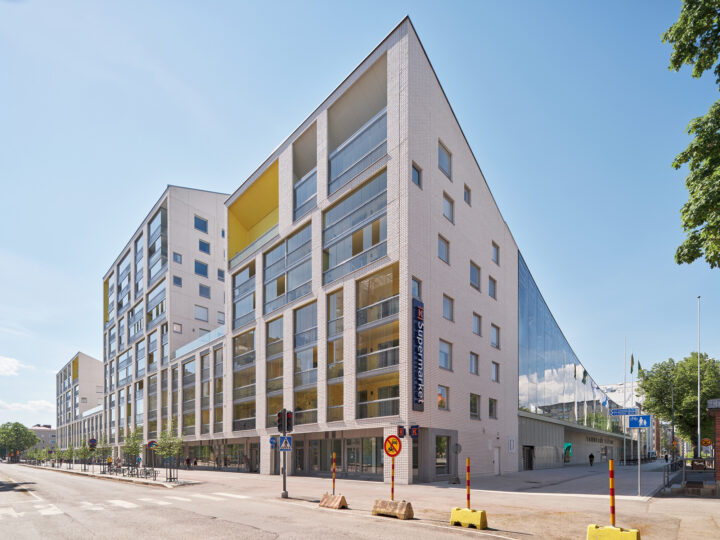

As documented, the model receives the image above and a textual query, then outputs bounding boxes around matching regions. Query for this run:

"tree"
[638,353,720,455]
[122,428,143,466]
[155,419,183,479]
[96,435,111,462]
[77,440,91,469]
[0,422,39,461]
[663,1,720,268]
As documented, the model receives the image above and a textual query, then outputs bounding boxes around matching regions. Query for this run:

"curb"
[20,464,198,489]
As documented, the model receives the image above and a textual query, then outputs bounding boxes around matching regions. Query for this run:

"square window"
[438,385,449,410]
[412,163,422,187]
[492,242,500,265]
[199,240,210,254]
[470,393,480,418]
[470,352,479,375]
[412,277,422,300]
[217,269,225,282]
[194,305,209,322]
[473,313,482,336]
[470,261,481,290]
[489,398,498,419]
[173,276,182,287]
[173,252,182,264]
[218,311,225,325]
[439,339,452,370]
[489,276,497,299]
[491,361,500,382]
[442,193,454,223]
[194,216,208,233]
[438,236,450,264]
[194,260,208,278]
[464,185,471,205]
[173,323,182,334]
[491,324,500,349]
[438,142,451,178]
[442,294,454,321]
[199,284,211,299]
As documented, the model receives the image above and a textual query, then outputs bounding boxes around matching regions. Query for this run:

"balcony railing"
[323,242,387,284]
[294,409,317,425]
[327,318,343,339]
[327,362,344,380]
[294,327,317,349]
[266,341,283,359]
[230,225,279,271]
[233,385,255,401]
[357,295,399,328]
[357,397,399,419]
[294,169,317,221]
[294,369,317,388]
[233,277,255,301]
[233,311,255,331]
[328,109,387,195]
[327,405,343,422]
[357,347,399,374]
[266,377,283,393]
[233,351,255,371]
[213,421,223,433]
[173,325,225,359]
[233,418,255,431]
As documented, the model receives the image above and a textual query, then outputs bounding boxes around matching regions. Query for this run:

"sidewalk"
[21,463,198,488]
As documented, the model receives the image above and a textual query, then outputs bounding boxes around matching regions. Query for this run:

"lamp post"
[697,296,701,459]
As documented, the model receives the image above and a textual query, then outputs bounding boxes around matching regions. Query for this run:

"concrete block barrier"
[450,507,487,529]
[371,499,414,520]
[587,524,641,540]
[319,493,348,509]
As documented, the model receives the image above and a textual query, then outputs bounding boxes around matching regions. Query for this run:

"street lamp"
[697,296,701,459]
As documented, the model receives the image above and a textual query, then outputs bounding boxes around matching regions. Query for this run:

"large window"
[438,235,450,264]
[232,329,255,432]
[438,142,451,179]
[294,169,317,220]
[323,172,387,284]
[264,224,312,314]
[194,305,209,322]
[233,261,256,329]
[438,386,449,410]
[327,289,344,422]
[294,303,317,425]
[439,340,452,370]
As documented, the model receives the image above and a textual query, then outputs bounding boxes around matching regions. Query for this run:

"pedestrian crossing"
[0,491,252,520]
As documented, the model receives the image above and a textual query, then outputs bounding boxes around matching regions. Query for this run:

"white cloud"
[0,399,54,413]
[0,356,35,376]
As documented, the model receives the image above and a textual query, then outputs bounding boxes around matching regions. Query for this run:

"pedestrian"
[589,453,595,466]
[137,455,142,468]
[665,453,669,463]
[193,458,198,468]
[185,456,190,469]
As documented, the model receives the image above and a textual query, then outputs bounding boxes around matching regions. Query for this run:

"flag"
[638,360,642,374]
[582,369,588,384]
[602,394,608,408]
[630,354,634,374]
[574,364,577,379]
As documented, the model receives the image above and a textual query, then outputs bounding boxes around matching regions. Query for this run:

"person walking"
[589,453,595,466]
[193,458,198,468]
[185,456,190,469]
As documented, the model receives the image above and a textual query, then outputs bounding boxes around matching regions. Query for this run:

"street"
[1,462,719,539]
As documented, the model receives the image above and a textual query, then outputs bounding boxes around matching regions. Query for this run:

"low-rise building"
[56,352,103,449]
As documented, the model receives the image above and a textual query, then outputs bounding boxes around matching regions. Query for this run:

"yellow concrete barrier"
[587,524,641,540]
[450,507,488,529]
[319,493,348,509]
[371,499,414,520]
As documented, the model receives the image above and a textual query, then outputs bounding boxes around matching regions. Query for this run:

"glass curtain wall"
[232,329,256,431]
[294,302,318,425]
[266,318,284,428]
[213,348,223,433]
[327,290,344,422]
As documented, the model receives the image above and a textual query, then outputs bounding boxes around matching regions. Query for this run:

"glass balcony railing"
[323,242,387,284]
[357,397,399,419]
[233,385,255,401]
[327,362,343,380]
[266,377,283,393]
[266,341,283,359]
[357,347,399,374]
[294,169,317,221]
[327,405,343,422]
[233,418,255,431]
[294,409,317,425]
[294,369,317,388]
[233,351,255,371]
[233,278,255,301]
[357,295,399,327]
[329,109,387,195]
[294,327,318,349]
[233,311,255,331]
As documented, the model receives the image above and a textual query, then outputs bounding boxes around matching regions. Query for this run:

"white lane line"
[36,504,63,516]
[107,500,138,509]
[190,493,224,501]
[79,501,105,511]
[166,496,192,502]
[212,492,250,499]
[0,506,26,519]
[4,475,43,501]
[138,497,171,506]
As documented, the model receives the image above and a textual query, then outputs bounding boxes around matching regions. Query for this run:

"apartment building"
[56,352,103,449]
[101,186,228,454]
[29,424,57,452]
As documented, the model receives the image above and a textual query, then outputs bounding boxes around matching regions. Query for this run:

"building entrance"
[522,446,534,470]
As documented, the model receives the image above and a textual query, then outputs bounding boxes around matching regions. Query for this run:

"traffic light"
[285,410,293,433]
[277,408,286,433]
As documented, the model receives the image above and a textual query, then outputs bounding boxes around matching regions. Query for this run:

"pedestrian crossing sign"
[279,436,292,451]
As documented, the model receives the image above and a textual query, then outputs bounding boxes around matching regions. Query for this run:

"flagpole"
[623,337,627,466]
[631,360,635,460]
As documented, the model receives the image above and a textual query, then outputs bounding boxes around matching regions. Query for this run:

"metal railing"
[356,295,399,327]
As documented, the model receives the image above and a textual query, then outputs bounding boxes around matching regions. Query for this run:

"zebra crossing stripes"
[138,497,171,506]
[190,493,225,501]
[107,499,139,509]
[212,492,249,499]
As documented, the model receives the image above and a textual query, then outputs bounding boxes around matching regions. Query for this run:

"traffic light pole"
[281,408,288,499]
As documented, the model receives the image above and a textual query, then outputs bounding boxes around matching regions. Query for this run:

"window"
[222,229,225,238]
[489,398,498,419]
[491,324,500,349]
[173,252,182,264]
[442,294,454,321]
[442,193,454,223]
[473,313,482,336]
[264,224,312,313]
[464,184,471,205]
[470,261,481,290]
[199,284,211,299]
[199,240,210,254]
[438,235,450,263]
[439,339,452,370]
[412,163,421,187]
[412,277,421,300]
[492,242,500,265]
[470,393,480,419]
[491,361,500,382]
[173,323,182,334]
[470,352,479,375]
[194,305,209,322]
[438,385,449,410]
[438,142,451,178]
[173,276,182,287]
[194,260,208,278]
[217,269,225,282]
[218,311,225,324]
[489,277,497,299]
[194,216,208,233]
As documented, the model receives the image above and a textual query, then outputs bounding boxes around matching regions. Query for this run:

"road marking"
[166,496,192,502]
[0,507,26,519]
[3,474,43,501]
[107,500,139,509]
[79,501,105,511]
[190,493,224,501]
[139,497,171,506]
[35,504,63,516]
[213,492,249,499]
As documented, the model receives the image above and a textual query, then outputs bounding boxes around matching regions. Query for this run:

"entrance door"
[346,439,361,473]
[522,446,534,470]
[250,443,259,472]
[493,447,500,475]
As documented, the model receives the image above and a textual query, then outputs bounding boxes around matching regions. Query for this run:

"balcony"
[173,325,225,360]
[327,405,343,422]
[327,362,344,381]
[357,295,399,328]
[266,377,283,393]
[233,418,255,431]
[294,327,317,349]
[294,169,317,221]
[327,318,343,339]
[357,347,399,375]
[233,350,256,371]
[233,385,255,402]
[233,311,255,331]
[328,109,387,195]
[294,369,317,388]
[323,242,387,284]
[294,409,317,425]
[233,276,255,301]
[357,397,399,419]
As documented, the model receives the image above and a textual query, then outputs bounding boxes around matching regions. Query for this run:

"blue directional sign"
[269,436,277,449]
[628,414,651,428]
[610,408,638,416]
[279,436,292,451]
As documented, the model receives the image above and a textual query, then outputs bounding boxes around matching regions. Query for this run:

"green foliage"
[0,422,39,457]
[638,352,720,445]
[155,419,183,460]
[663,1,720,267]
[77,440,91,461]
[66,446,74,460]
[122,428,143,459]
[96,435,111,460]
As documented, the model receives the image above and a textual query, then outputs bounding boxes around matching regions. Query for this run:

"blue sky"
[1,1,718,427]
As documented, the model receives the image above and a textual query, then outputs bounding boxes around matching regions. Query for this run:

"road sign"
[147,440,157,449]
[397,425,406,438]
[409,425,419,439]
[628,415,651,428]
[270,436,277,449]
[701,438,712,447]
[89,438,97,447]
[384,435,402,458]
[279,436,292,451]
[610,408,638,416]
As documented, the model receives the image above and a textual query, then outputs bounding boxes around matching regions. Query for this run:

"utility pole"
[697,296,701,459]
[671,382,675,462]
[623,337,627,465]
